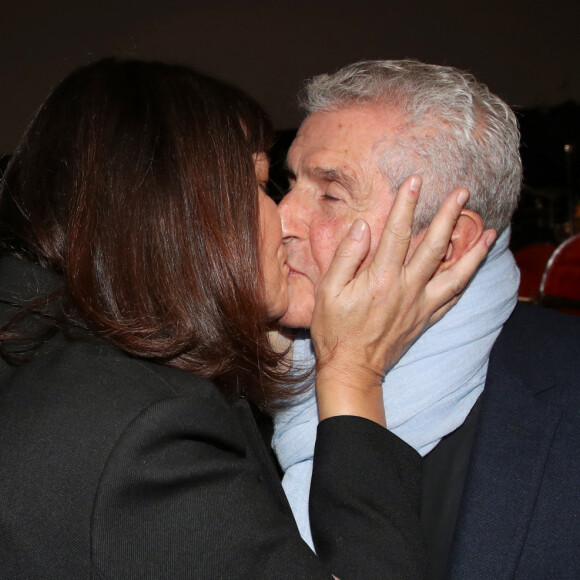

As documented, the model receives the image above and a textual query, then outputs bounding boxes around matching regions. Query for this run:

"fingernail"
[349,219,365,240]
[457,189,469,206]
[409,175,421,194]
[486,230,497,247]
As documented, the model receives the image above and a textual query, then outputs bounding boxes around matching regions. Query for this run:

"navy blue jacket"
[447,303,580,579]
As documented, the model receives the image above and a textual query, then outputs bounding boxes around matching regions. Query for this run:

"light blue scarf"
[272,228,520,547]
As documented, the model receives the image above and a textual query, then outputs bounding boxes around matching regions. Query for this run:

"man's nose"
[278,190,309,242]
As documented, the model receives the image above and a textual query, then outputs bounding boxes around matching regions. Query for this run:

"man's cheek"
[310,218,350,277]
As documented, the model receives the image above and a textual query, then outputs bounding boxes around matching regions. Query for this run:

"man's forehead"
[287,141,361,180]
[288,106,402,170]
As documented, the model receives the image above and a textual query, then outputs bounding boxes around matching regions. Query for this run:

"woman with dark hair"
[0,59,491,578]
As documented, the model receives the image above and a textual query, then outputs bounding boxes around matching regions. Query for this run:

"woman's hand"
[311,175,496,425]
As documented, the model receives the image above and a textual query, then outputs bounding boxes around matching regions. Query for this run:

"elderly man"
[273,60,580,579]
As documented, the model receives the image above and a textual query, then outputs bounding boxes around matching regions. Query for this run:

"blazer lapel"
[231,399,295,516]
[446,349,562,579]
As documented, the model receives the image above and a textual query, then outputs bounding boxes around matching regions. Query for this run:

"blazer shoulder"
[496,303,580,358]
[0,334,228,450]
[489,303,580,403]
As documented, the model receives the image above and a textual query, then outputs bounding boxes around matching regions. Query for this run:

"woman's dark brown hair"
[0,58,289,410]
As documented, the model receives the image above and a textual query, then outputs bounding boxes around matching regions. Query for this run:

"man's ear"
[435,210,484,275]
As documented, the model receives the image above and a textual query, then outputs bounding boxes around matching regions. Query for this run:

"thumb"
[318,219,371,296]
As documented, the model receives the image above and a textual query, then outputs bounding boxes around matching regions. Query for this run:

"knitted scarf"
[272,228,520,547]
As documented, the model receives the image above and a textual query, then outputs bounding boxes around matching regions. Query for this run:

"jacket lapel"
[446,336,562,579]
[232,399,295,516]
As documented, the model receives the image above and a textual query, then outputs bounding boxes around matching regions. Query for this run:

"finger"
[407,188,470,283]
[318,219,371,296]
[426,293,463,327]
[370,175,421,274]
[426,228,496,311]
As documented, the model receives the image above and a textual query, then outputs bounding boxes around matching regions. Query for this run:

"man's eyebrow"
[310,166,356,189]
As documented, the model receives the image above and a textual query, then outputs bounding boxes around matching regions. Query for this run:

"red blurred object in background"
[539,233,580,316]
[514,243,557,302]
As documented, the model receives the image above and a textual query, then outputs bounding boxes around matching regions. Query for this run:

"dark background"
[1,0,579,245]
[2,0,578,148]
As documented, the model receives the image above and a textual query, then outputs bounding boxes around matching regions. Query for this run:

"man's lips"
[286,263,304,277]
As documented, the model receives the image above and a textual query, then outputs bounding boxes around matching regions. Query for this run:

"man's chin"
[278,302,314,330]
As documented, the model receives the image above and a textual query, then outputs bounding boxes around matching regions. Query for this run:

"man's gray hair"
[300,60,522,233]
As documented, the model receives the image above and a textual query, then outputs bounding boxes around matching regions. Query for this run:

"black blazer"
[446,303,580,579]
[0,256,427,579]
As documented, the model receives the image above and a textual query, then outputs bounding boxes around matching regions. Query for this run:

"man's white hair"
[300,60,522,233]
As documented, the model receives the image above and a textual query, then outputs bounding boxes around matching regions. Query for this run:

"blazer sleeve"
[91,391,329,579]
[91,389,426,579]
[311,416,428,580]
